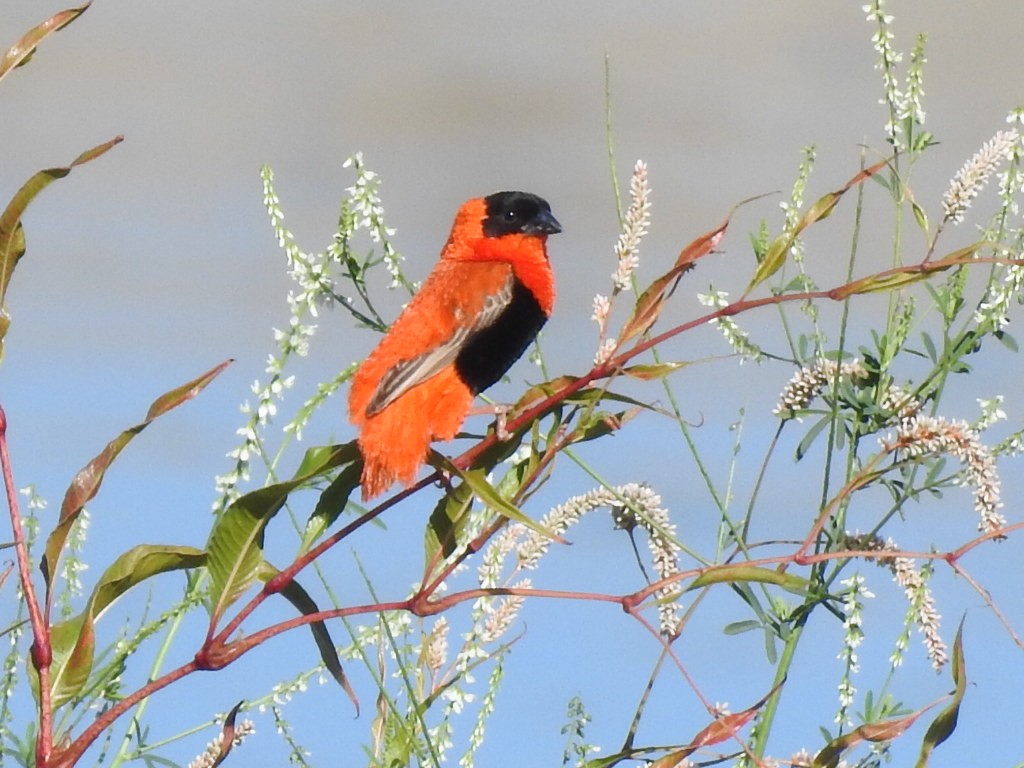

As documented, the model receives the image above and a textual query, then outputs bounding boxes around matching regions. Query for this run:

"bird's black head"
[482,191,562,238]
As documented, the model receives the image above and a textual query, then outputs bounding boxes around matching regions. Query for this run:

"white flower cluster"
[697,289,763,363]
[590,160,652,365]
[834,573,873,725]
[773,358,869,419]
[886,548,948,671]
[343,153,402,286]
[185,719,256,768]
[942,130,1019,225]
[612,160,651,293]
[884,415,1005,534]
[779,145,816,268]
[214,158,398,512]
[513,483,683,636]
[863,0,904,142]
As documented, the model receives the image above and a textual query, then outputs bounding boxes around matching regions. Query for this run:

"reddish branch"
[0,406,54,765]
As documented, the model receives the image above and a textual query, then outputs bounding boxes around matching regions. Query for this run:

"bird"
[348,191,561,500]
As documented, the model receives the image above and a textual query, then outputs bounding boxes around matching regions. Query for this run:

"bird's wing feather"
[364,272,514,416]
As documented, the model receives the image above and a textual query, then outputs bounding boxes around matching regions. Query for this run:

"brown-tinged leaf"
[647,684,780,767]
[649,748,697,768]
[834,270,936,297]
[41,360,232,588]
[814,706,932,768]
[916,617,966,767]
[145,359,233,420]
[209,701,245,768]
[747,158,889,292]
[687,709,759,750]
[621,215,732,345]
[0,135,122,356]
[0,3,91,83]
[831,243,979,301]
[513,375,580,412]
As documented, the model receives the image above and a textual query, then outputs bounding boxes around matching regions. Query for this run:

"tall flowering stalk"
[213,157,403,512]
[941,129,1019,225]
[593,160,650,365]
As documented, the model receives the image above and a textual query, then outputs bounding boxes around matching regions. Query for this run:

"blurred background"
[2,2,1023,765]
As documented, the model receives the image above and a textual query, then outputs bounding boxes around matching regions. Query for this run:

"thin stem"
[0,405,53,765]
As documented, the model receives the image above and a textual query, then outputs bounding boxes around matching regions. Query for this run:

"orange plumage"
[348,191,561,500]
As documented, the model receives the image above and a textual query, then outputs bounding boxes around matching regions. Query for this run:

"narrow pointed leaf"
[747,158,888,292]
[442,465,565,544]
[621,214,732,344]
[687,565,810,596]
[814,705,932,768]
[42,360,232,588]
[833,246,976,301]
[300,455,362,552]
[916,617,966,767]
[686,708,758,750]
[145,359,233,420]
[0,136,122,312]
[261,563,359,715]
[208,701,244,768]
[0,3,91,83]
[620,361,689,380]
[426,478,476,565]
[650,683,780,767]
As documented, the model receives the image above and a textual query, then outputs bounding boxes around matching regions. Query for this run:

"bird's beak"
[525,209,562,236]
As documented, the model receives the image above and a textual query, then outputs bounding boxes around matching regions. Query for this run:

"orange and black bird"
[348,191,561,500]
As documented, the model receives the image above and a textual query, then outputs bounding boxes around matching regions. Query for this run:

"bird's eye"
[503,209,519,222]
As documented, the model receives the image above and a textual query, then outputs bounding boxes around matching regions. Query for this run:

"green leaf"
[442,465,564,545]
[994,329,1018,353]
[722,619,762,635]
[0,3,91,84]
[206,443,359,621]
[42,360,231,589]
[687,565,810,596]
[747,158,888,292]
[0,135,122,356]
[915,617,966,767]
[45,545,205,709]
[911,199,929,233]
[814,706,931,768]
[206,485,287,624]
[300,445,362,552]
[620,362,689,380]
[425,479,476,566]
[795,415,831,461]
[921,332,937,363]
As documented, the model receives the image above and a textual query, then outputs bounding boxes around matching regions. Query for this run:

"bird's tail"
[356,368,472,500]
